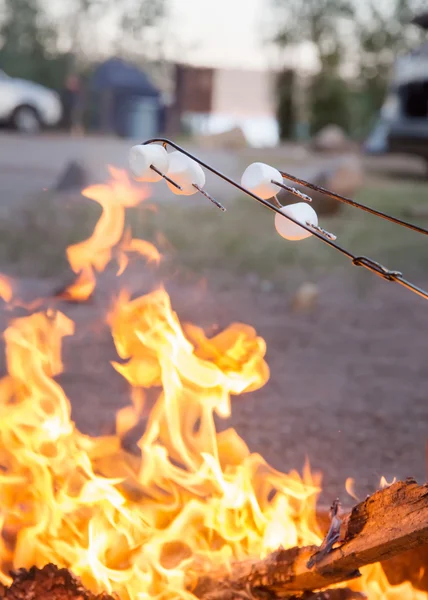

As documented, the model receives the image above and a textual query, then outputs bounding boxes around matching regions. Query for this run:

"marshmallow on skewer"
[129,144,169,182]
[275,202,318,241]
[241,162,283,199]
[166,151,206,196]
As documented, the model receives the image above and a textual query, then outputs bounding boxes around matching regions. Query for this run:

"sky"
[166,0,275,70]
[164,0,319,73]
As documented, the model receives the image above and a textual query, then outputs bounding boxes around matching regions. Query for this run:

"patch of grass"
[0,179,427,287]
[132,180,428,283]
[0,192,101,277]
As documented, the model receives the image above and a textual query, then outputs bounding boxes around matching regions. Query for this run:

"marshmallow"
[166,151,206,196]
[241,162,283,199]
[275,202,318,241]
[129,144,169,182]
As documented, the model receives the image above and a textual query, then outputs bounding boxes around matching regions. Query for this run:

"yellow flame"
[63,167,155,301]
[0,276,13,303]
[345,477,359,502]
[60,267,97,302]
[358,563,427,600]
[0,294,322,600]
[116,228,161,277]
[380,476,397,489]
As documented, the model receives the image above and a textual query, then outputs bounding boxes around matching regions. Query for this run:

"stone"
[291,282,319,312]
[312,124,352,153]
[196,127,248,151]
[279,155,364,216]
[260,280,274,293]
[325,155,364,199]
[55,161,89,192]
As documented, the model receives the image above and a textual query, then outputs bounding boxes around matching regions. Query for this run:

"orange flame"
[0,169,424,600]
[63,167,157,301]
[0,276,13,303]
[345,477,359,502]
[358,563,427,600]
[380,476,397,489]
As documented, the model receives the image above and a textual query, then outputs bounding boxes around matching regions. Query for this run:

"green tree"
[0,0,66,88]
[271,0,354,66]
[309,71,351,134]
[270,0,428,138]
[270,0,355,135]
[276,69,295,140]
[354,0,427,129]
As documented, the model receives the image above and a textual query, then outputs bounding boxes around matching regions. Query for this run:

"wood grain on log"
[0,565,365,600]
[195,479,428,599]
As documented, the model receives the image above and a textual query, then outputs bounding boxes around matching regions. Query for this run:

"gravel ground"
[0,265,426,504]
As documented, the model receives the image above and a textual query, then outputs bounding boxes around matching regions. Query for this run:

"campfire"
[0,165,426,600]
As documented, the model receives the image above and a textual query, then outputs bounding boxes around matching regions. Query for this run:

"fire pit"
[0,157,426,600]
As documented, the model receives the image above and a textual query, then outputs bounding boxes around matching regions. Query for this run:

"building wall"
[167,64,279,145]
[175,65,214,113]
[211,69,276,117]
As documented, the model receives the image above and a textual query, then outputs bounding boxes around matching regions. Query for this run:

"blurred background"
[0,0,428,500]
[2,0,428,145]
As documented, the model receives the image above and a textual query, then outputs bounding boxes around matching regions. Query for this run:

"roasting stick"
[141,138,428,301]
[278,168,428,237]
[130,144,226,211]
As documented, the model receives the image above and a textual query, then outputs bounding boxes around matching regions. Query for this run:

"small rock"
[246,272,260,288]
[55,161,89,192]
[292,283,319,312]
[260,280,274,293]
[279,155,364,216]
[312,125,352,153]
[197,127,248,151]
[325,155,364,199]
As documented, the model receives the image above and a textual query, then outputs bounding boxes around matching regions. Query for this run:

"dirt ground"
[1,262,426,505]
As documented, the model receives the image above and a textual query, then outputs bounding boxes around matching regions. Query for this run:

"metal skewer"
[306,222,337,241]
[271,180,312,203]
[149,164,183,190]
[141,138,428,302]
[149,147,225,210]
[192,183,226,211]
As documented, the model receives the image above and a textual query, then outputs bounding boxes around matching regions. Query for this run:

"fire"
[0,276,13,303]
[0,167,424,600]
[380,476,397,489]
[345,477,359,501]
[62,167,158,301]
[360,563,428,600]
[0,293,321,599]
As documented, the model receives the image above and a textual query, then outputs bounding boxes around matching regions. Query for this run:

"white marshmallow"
[241,162,283,199]
[275,202,318,241]
[166,151,206,196]
[129,144,169,182]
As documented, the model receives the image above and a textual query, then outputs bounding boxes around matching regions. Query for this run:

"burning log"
[1,480,427,600]
[0,565,365,600]
[0,564,113,600]
[194,478,428,600]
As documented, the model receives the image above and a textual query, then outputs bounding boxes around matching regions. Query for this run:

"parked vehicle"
[0,70,62,134]
[365,13,428,163]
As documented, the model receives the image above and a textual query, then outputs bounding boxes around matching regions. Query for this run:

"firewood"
[0,565,365,600]
[0,564,113,600]
[1,480,427,600]
[194,478,428,599]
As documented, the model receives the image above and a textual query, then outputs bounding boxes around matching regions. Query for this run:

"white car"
[0,70,62,134]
